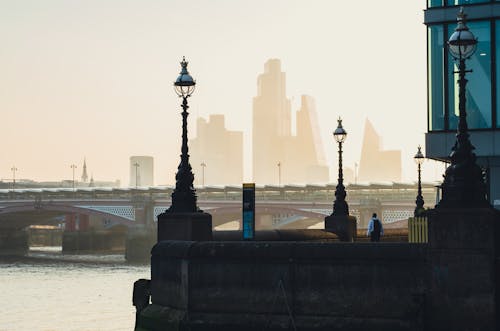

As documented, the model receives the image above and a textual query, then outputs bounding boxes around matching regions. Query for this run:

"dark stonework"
[426,207,499,330]
[324,215,357,241]
[137,240,426,331]
[136,208,500,331]
[157,212,212,242]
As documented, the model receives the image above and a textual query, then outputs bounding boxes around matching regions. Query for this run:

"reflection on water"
[0,247,149,331]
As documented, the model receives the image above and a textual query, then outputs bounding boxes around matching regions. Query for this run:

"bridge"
[0,182,438,259]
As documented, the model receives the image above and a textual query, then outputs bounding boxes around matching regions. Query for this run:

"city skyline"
[0,1,436,186]
[253,59,329,185]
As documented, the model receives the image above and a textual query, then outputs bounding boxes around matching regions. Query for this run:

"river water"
[0,247,150,331]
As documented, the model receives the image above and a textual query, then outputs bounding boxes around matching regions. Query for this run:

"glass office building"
[425,0,500,208]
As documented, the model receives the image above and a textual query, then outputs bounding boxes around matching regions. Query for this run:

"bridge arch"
[0,203,134,229]
[206,204,327,228]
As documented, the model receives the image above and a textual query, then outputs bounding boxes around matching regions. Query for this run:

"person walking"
[367,213,383,242]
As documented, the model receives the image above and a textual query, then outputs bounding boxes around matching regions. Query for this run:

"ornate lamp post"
[11,166,17,190]
[168,57,199,213]
[133,162,140,189]
[414,146,425,216]
[438,8,489,208]
[70,164,77,194]
[277,161,281,187]
[200,162,206,188]
[332,118,349,216]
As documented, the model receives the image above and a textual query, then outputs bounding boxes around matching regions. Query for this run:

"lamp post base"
[157,212,212,242]
[324,215,357,242]
[426,207,498,330]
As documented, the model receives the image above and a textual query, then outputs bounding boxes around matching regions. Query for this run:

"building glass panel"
[428,25,445,131]
[446,0,490,5]
[496,21,500,127]
[428,0,443,7]
[448,21,491,130]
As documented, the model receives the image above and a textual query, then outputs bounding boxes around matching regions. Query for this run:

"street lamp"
[200,162,206,188]
[133,162,140,189]
[70,164,77,193]
[277,161,281,187]
[168,57,198,213]
[438,8,489,208]
[414,146,425,216]
[11,166,17,190]
[332,118,349,216]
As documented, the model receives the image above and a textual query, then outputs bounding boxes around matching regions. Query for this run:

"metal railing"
[408,217,428,243]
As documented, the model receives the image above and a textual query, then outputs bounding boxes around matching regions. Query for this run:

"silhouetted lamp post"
[168,57,199,213]
[11,166,17,190]
[133,162,140,189]
[438,8,489,208]
[414,146,425,216]
[332,118,349,216]
[277,161,281,187]
[200,162,206,188]
[70,164,77,194]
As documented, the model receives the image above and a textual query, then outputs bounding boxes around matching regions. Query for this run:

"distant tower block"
[129,156,154,187]
[190,114,243,186]
[358,119,401,182]
[252,59,328,184]
[253,59,292,184]
[81,158,88,183]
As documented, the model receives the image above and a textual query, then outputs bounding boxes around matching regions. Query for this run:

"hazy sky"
[1,0,440,186]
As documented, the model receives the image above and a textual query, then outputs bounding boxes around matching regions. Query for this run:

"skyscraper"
[252,59,292,184]
[252,59,329,184]
[358,119,401,183]
[190,115,243,186]
[129,156,154,187]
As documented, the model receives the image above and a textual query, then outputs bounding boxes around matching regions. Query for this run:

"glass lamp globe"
[448,8,477,60]
[333,118,347,143]
[174,56,196,98]
[414,146,425,166]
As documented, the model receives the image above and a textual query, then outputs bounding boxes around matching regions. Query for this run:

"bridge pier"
[0,228,29,256]
[125,226,157,263]
[62,213,127,254]
[62,230,126,253]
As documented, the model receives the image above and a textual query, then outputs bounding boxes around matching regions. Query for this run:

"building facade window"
[428,0,493,8]
[428,0,443,7]
[447,0,490,5]
[496,21,500,127]
[428,20,493,131]
[448,21,491,130]
[428,25,445,131]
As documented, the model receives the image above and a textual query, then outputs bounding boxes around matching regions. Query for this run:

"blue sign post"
[242,183,255,240]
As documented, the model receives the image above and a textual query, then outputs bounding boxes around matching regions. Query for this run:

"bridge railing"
[408,217,428,243]
[0,184,438,205]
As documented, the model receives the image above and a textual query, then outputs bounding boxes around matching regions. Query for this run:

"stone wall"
[140,241,426,331]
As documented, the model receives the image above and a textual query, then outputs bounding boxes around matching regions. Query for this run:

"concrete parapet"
[213,229,337,241]
[140,240,426,331]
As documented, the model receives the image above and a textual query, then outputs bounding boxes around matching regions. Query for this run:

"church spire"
[81,158,88,183]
